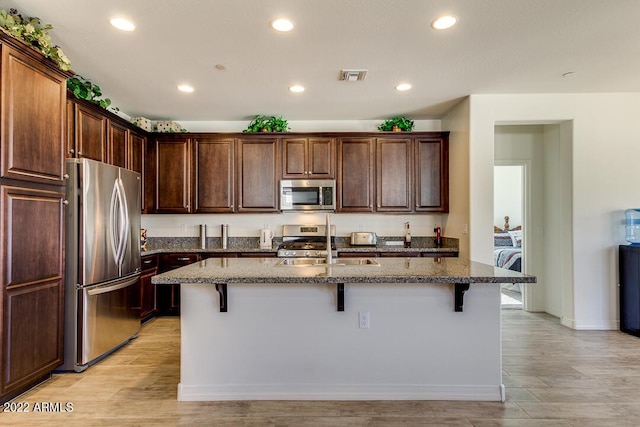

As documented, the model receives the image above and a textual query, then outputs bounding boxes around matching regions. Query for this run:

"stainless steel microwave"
[280,179,336,212]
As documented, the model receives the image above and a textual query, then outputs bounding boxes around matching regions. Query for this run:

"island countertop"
[151,256,535,285]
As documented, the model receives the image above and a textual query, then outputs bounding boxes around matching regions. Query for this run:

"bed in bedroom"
[494,216,523,295]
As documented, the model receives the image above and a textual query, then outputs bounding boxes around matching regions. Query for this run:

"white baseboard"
[178,383,503,402]
[562,316,619,330]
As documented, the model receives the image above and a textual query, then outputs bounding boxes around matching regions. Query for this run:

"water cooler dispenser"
[619,209,640,336]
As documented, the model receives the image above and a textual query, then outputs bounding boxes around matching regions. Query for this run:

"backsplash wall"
[141,213,445,239]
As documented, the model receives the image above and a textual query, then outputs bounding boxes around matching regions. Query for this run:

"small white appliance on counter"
[259,228,274,249]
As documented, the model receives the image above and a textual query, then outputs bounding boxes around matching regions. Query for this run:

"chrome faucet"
[326,213,333,265]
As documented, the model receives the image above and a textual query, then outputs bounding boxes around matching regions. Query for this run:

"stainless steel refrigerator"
[59,158,141,372]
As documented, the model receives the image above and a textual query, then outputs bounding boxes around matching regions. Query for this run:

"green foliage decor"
[67,75,112,110]
[0,8,71,71]
[243,115,290,133]
[377,116,415,132]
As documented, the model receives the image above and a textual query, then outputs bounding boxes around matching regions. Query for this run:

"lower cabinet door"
[1,185,65,400]
[155,284,180,316]
[140,269,157,322]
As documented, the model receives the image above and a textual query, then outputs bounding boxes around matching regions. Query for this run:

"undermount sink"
[276,258,380,267]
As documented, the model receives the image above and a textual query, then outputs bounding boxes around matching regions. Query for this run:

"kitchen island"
[152,257,535,402]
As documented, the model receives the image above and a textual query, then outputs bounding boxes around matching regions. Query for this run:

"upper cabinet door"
[376,138,412,212]
[337,138,375,212]
[307,138,335,178]
[193,138,235,213]
[415,136,449,212]
[236,138,279,212]
[152,137,191,213]
[1,44,67,185]
[129,132,146,212]
[282,137,335,178]
[282,138,306,178]
[108,120,129,168]
[74,103,107,162]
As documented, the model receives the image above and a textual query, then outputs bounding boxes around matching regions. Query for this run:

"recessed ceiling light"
[289,85,305,93]
[110,17,135,31]
[271,18,293,32]
[431,15,457,30]
[178,84,194,93]
[395,83,412,92]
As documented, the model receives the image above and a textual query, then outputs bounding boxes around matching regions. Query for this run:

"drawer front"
[141,255,158,271]
[160,253,201,272]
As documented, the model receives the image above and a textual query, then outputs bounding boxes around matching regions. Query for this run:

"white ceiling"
[4,0,640,122]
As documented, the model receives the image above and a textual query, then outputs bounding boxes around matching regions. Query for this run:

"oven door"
[280,179,335,211]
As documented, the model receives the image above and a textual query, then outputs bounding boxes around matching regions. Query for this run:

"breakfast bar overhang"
[152,257,535,402]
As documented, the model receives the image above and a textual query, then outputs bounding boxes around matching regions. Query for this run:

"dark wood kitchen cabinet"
[129,131,147,212]
[415,135,449,212]
[1,44,67,186]
[236,137,280,212]
[139,255,158,323]
[193,137,235,213]
[0,33,71,403]
[337,137,375,212]
[376,137,412,212]
[71,102,107,162]
[148,135,279,214]
[282,137,335,178]
[108,120,130,168]
[149,136,192,213]
[156,253,201,316]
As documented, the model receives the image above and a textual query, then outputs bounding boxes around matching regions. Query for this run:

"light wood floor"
[3,310,640,426]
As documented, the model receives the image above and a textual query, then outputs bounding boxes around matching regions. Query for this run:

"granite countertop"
[141,236,459,256]
[142,245,459,256]
[151,257,535,285]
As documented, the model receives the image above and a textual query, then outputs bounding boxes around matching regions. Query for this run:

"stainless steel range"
[277,224,337,258]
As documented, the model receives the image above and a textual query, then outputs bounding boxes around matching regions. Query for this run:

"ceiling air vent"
[339,69,367,82]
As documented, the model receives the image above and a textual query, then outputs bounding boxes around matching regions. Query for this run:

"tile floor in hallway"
[3,310,640,426]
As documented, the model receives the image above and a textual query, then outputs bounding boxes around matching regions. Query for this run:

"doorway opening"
[493,122,573,319]
[494,164,525,309]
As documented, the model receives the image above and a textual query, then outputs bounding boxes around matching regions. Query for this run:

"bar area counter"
[152,257,535,402]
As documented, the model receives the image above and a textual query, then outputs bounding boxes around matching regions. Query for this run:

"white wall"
[470,93,640,330]
[442,98,471,260]
[180,281,503,401]
[493,165,522,228]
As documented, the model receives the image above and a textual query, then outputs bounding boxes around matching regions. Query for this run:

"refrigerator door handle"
[117,177,130,267]
[116,178,129,273]
[86,274,140,296]
[109,178,129,272]
[109,180,120,266]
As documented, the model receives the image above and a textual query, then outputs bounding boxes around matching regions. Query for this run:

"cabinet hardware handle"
[77,151,83,156]
[69,148,75,154]
[62,199,69,205]
[143,259,152,264]
[63,174,69,179]
[177,257,190,261]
